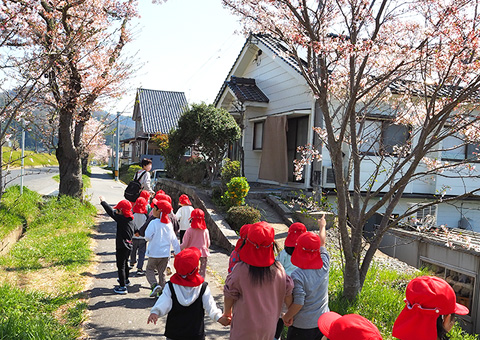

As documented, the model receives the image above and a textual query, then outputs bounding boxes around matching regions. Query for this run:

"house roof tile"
[134,88,188,135]
[226,76,269,103]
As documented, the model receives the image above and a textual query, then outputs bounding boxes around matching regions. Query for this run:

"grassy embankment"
[0,186,96,339]
[2,147,58,167]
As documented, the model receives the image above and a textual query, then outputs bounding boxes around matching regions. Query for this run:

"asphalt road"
[4,166,59,195]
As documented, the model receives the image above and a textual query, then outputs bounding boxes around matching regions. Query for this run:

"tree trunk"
[81,155,88,175]
[343,255,361,300]
[56,110,83,198]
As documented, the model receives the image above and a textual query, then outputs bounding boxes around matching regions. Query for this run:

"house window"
[253,121,264,150]
[442,135,480,161]
[358,119,409,155]
[420,260,474,317]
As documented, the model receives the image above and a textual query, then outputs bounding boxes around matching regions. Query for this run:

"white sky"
[108,0,247,116]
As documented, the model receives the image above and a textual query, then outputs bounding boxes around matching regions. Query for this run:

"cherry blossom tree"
[224,0,480,299]
[10,0,139,198]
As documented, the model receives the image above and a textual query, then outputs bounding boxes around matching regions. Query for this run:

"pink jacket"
[180,227,210,257]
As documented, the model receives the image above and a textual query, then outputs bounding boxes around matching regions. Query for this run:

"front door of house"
[287,116,309,183]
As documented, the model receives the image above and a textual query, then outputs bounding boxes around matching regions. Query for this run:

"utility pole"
[20,120,25,195]
[115,112,120,181]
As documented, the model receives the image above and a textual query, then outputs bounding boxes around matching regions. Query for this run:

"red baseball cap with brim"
[239,221,275,267]
[140,190,151,200]
[170,247,204,287]
[285,222,307,247]
[155,193,172,203]
[133,197,148,214]
[234,224,252,251]
[155,200,172,224]
[179,194,192,206]
[392,276,469,340]
[291,232,323,269]
[318,312,383,340]
[113,200,133,219]
[190,208,207,229]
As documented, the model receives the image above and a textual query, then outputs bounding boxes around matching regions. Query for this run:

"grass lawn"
[0,186,96,339]
[2,147,58,168]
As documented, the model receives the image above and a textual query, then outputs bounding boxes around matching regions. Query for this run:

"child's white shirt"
[175,205,194,231]
[144,219,180,258]
[150,282,222,321]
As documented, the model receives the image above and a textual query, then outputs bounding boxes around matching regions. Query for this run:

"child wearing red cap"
[317,312,383,340]
[274,222,307,340]
[282,216,329,340]
[175,194,194,243]
[392,276,469,340]
[130,196,149,276]
[180,209,210,278]
[227,224,251,274]
[147,247,230,340]
[223,221,294,340]
[144,199,181,298]
[99,196,135,294]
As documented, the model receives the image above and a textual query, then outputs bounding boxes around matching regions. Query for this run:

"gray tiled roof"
[135,89,188,134]
[226,76,269,103]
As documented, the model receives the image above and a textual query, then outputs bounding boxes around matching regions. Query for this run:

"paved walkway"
[83,167,290,339]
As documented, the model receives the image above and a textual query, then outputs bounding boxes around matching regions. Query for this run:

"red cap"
[133,197,148,214]
[234,224,252,251]
[113,200,133,219]
[170,247,204,287]
[285,222,307,247]
[156,189,165,196]
[392,276,469,340]
[239,221,275,267]
[155,200,172,224]
[318,312,382,340]
[190,209,207,229]
[139,190,151,200]
[155,193,171,204]
[150,198,157,209]
[179,194,192,206]
[291,232,323,269]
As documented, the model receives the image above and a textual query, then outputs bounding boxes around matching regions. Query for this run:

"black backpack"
[124,170,147,202]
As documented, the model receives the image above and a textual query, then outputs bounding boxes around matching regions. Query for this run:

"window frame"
[441,135,480,162]
[358,117,410,156]
[253,121,264,151]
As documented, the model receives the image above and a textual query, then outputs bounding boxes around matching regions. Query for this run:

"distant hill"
[93,111,135,146]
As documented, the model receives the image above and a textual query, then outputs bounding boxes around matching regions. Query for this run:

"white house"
[214,33,480,233]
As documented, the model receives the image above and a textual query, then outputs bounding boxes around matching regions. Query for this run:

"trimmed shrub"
[211,186,224,206]
[222,177,250,208]
[226,205,261,232]
[221,158,241,188]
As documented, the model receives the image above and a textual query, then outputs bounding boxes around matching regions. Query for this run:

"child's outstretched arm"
[318,214,326,246]
[99,196,115,220]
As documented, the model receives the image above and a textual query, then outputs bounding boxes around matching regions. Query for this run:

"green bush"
[211,186,224,207]
[226,205,261,232]
[221,158,240,188]
[222,177,250,208]
[119,164,141,184]
[177,158,206,184]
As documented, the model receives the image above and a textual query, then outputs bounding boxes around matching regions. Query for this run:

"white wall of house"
[235,43,314,185]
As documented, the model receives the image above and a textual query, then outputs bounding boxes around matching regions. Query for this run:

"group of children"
[99,188,211,298]
[101,184,469,340]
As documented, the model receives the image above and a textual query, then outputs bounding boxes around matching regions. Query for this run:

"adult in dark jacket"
[99,196,135,294]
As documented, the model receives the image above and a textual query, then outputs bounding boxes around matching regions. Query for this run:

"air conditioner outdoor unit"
[322,166,336,188]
